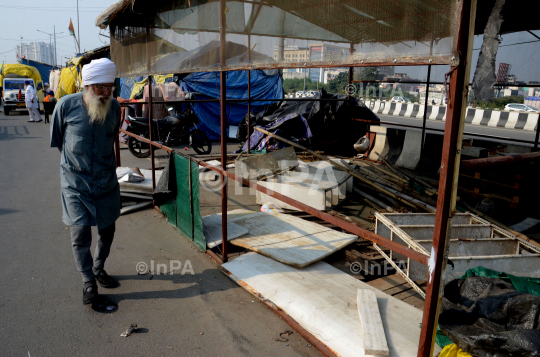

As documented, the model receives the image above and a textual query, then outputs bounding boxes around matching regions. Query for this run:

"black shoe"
[83,280,98,305]
[93,269,118,288]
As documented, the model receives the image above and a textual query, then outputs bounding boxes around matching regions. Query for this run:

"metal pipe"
[247,34,251,154]
[348,66,353,100]
[149,75,156,192]
[247,71,251,153]
[219,0,228,263]
[119,129,173,152]
[373,183,436,213]
[417,0,477,355]
[353,187,394,212]
[421,65,431,156]
[534,121,540,151]
[461,150,540,169]
[114,130,121,168]
[146,22,156,193]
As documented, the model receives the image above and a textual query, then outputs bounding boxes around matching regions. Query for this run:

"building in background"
[274,46,309,79]
[16,42,53,65]
[308,43,348,83]
[496,63,511,83]
[378,66,395,80]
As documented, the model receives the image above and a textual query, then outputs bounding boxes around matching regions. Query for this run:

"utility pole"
[54,26,57,67]
[77,0,81,53]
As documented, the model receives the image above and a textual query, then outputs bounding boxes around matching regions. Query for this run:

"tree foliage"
[326,72,349,94]
[356,67,379,81]
[282,77,326,94]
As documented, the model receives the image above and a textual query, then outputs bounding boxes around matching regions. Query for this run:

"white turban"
[82,58,117,86]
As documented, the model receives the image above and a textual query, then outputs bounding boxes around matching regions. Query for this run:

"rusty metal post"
[417,0,477,356]
[348,66,353,100]
[247,35,251,154]
[219,0,228,262]
[145,21,156,192]
[148,75,156,192]
[421,65,431,156]
[114,132,121,168]
[534,120,539,151]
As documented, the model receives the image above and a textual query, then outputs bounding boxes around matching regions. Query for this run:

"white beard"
[84,88,112,125]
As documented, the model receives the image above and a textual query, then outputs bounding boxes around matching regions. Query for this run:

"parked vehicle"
[2,77,32,115]
[125,107,212,158]
[504,103,540,113]
[295,91,305,97]
[390,96,411,103]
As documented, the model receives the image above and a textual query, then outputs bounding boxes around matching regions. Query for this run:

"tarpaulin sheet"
[120,76,144,99]
[439,275,540,356]
[0,64,43,87]
[120,75,175,100]
[237,90,378,156]
[56,66,80,99]
[20,59,53,86]
[178,69,283,140]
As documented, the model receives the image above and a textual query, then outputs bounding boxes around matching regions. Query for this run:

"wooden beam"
[357,289,390,356]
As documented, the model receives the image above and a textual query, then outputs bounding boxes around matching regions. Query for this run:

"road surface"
[0,107,321,357]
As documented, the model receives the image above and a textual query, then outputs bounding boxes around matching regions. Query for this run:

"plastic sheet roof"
[96,0,466,76]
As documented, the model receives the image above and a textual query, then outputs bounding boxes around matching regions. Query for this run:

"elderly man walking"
[25,80,43,122]
[50,58,121,308]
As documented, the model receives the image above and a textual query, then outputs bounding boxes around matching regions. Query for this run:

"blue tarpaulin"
[178,70,283,140]
[119,76,144,99]
[20,59,53,87]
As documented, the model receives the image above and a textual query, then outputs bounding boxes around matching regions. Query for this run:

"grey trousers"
[70,224,115,283]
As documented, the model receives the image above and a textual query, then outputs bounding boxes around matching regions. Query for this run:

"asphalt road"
[376,113,538,148]
[0,107,321,357]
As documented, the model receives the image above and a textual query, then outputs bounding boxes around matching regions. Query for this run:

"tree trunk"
[471,0,506,102]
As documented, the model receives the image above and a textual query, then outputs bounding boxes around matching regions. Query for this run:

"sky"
[1,1,539,84]
[0,0,114,65]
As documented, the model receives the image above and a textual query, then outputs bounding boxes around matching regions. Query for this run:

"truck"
[2,77,34,116]
[1,64,43,116]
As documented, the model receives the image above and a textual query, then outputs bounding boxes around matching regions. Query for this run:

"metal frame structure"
[109,0,532,355]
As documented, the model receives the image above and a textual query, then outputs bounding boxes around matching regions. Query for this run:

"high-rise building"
[308,43,348,82]
[16,42,54,65]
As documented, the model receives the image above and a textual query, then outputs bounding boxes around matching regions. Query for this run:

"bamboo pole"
[353,188,394,212]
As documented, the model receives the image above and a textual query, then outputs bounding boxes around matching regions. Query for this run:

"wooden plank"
[230,212,357,268]
[357,289,390,356]
[400,293,426,310]
[366,275,407,292]
[222,253,441,357]
[384,284,414,296]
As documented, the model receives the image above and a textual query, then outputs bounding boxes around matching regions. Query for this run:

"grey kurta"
[50,92,121,229]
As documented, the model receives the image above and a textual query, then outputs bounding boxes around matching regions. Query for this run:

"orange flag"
[69,19,75,36]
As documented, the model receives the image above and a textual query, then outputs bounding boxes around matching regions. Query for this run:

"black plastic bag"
[439,276,540,356]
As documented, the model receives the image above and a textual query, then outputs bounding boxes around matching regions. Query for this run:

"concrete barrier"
[395,131,423,170]
[367,126,405,163]
[363,100,538,131]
